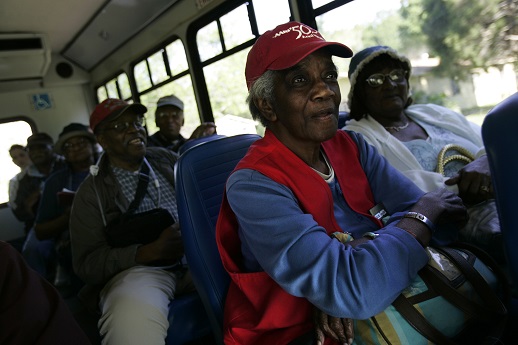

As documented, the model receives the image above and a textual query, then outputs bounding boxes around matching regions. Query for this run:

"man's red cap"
[245,21,353,90]
[90,98,147,132]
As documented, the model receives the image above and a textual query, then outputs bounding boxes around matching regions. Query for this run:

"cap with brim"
[347,46,411,108]
[245,21,353,90]
[55,123,96,154]
[90,98,147,132]
[27,132,54,147]
[156,95,184,111]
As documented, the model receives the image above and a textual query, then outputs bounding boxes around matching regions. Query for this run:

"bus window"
[97,86,108,103]
[118,74,132,100]
[148,50,169,85]
[133,37,200,140]
[134,60,153,92]
[140,75,199,139]
[196,0,292,136]
[0,120,33,205]
[96,72,132,102]
[106,79,119,99]
[165,40,189,75]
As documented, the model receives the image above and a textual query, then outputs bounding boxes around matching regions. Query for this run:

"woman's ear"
[255,97,277,122]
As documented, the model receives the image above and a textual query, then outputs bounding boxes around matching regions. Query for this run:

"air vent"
[0,33,51,81]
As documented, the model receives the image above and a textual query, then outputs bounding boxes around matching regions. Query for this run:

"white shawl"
[343,103,485,193]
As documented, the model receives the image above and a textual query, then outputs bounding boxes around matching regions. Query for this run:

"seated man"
[14,133,67,279]
[34,123,99,292]
[216,21,467,345]
[147,94,216,152]
[70,98,194,345]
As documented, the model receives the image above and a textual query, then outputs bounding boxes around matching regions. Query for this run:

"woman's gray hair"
[246,70,277,128]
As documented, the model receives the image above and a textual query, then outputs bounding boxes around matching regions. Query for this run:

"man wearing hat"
[70,98,194,344]
[215,22,466,344]
[32,123,98,291]
[147,94,216,152]
[11,132,66,278]
[12,133,66,230]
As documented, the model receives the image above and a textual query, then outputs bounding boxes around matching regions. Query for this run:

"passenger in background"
[12,133,67,279]
[7,144,32,251]
[8,144,32,209]
[147,94,216,153]
[216,22,467,345]
[343,45,503,262]
[33,123,98,293]
[9,144,32,170]
[0,240,91,345]
[70,98,194,345]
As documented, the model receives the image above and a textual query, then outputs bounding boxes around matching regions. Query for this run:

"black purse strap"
[124,162,150,217]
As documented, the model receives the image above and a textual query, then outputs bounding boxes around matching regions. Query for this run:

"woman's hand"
[413,188,468,229]
[445,155,493,205]
[313,308,354,345]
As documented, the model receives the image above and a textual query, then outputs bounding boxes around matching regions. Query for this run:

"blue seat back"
[178,134,226,155]
[481,92,518,303]
[338,111,350,129]
[174,133,261,344]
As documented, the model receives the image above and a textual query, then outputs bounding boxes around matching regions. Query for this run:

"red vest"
[216,130,381,344]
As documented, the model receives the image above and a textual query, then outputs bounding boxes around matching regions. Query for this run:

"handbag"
[105,163,175,248]
[105,207,174,248]
[436,144,475,176]
[436,144,502,262]
[353,243,509,345]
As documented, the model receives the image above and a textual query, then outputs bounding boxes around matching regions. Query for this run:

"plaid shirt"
[112,162,179,222]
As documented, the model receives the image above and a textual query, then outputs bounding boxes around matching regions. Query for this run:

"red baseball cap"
[90,98,147,132]
[245,21,353,90]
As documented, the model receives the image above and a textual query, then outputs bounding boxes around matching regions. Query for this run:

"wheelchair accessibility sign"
[31,93,53,111]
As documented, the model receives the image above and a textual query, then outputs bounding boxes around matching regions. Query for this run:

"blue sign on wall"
[31,93,53,111]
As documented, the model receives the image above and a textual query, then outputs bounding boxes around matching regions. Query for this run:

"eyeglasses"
[157,111,182,120]
[63,138,89,153]
[27,144,51,152]
[104,117,146,133]
[365,69,407,88]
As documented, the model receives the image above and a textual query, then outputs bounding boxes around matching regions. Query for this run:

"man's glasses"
[104,117,146,133]
[365,69,407,88]
[63,138,89,152]
[157,111,182,120]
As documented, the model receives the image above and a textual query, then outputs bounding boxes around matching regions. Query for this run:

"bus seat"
[338,111,350,129]
[166,291,212,344]
[178,134,227,155]
[481,92,518,316]
[174,134,261,345]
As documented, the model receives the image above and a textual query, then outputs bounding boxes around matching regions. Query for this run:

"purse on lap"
[105,207,174,248]
[105,163,175,248]
[353,242,509,345]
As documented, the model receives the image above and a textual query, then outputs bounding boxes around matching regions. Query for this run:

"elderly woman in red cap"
[343,46,502,263]
[216,22,467,345]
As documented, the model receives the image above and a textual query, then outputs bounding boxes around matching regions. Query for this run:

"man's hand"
[136,223,184,265]
[313,308,354,345]
[189,122,216,140]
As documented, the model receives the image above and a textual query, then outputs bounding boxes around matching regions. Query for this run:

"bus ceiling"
[0,0,180,79]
